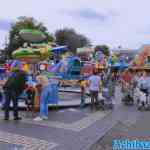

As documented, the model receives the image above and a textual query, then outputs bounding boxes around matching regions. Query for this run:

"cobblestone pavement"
[0,86,147,150]
[0,131,58,150]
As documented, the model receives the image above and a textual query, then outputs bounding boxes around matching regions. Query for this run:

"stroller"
[18,86,35,116]
[122,83,134,105]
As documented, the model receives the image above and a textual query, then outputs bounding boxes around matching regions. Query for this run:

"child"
[79,79,87,108]
[25,85,35,111]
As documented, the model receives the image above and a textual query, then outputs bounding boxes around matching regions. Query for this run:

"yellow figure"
[23,63,29,72]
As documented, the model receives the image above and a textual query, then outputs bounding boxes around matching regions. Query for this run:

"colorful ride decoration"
[47,56,82,80]
[12,29,67,64]
[131,45,150,69]
[12,29,50,63]
[12,47,51,63]
[94,50,107,71]
[9,60,30,72]
[107,53,129,70]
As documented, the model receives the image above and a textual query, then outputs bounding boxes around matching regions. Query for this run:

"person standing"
[121,70,133,93]
[138,71,148,93]
[109,72,116,98]
[34,75,51,121]
[3,69,27,120]
[88,70,101,109]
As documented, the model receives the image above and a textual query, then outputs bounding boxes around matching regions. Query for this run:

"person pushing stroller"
[88,70,101,109]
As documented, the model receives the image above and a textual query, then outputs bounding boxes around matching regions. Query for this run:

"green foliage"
[94,45,110,56]
[55,28,90,53]
[6,16,54,58]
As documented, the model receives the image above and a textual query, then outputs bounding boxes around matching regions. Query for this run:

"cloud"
[0,19,12,31]
[64,8,114,22]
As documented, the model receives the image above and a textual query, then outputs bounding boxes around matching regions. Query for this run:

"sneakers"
[33,116,48,121]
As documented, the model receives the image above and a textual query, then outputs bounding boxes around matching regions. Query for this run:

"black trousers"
[90,91,98,107]
[4,90,19,119]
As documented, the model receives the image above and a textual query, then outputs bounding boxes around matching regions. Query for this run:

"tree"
[55,28,90,53]
[94,45,110,56]
[6,16,54,57]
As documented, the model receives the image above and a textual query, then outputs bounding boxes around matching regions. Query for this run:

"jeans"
[40,84,51,118]
[48,84,59,104]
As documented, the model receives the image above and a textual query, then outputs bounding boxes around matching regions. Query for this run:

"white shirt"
[88,75,101,91]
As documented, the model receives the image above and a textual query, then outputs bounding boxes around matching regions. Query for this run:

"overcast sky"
[0,0,150,49]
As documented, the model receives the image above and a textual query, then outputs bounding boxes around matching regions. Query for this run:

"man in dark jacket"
[3,69,27,120]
